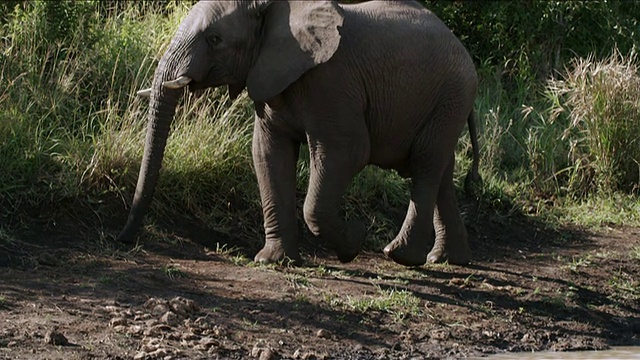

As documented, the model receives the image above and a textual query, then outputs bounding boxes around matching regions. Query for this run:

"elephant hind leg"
[428,155,471,265]
[383,149,446,266]
[384,102,470,266]
[383,175,439,266]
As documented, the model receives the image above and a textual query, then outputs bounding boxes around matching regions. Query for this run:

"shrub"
[548,50,640,195]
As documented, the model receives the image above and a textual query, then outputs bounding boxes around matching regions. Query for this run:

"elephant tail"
[464,110,482,194]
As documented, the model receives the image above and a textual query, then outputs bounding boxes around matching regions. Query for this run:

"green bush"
[547,50,640,195]
[424,1,640,85]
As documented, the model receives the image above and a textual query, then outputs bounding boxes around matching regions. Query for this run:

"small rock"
[293,349,303,359]
[37,253,59,266]
[148,348,169,358]
[316,329,331,339]
[152,304,170,316]
[180,331,199,341]
[170,301,189,318]
[198,336,219,350]
[170,297,198,316]
[293,350,316,360]
[144,297,162,309]
[133,351,146,360]
[109,317,128,327]
[161,311,179,326]
[144,324,172,336]
[104,305,120,313]
[146,319,160,327]
[128,325,144,336]
[134,313,152,321]
[251,345,262,358]
[44,329,69,346]
[194,316,212,329]
[7,341,17,347]
[141,338,162,352]
[113,325,127,333]
[260,348,276,360]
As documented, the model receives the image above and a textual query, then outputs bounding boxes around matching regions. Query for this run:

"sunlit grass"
[324,285,422,322]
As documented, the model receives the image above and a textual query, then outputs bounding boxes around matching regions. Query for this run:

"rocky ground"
[0,217,639,359]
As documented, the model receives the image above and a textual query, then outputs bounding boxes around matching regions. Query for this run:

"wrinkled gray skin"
[118,0,480,267]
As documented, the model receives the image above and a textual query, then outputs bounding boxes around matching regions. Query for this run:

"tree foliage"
[423,1,639,84]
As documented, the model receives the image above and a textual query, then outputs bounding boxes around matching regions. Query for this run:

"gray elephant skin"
[118,0,480,267]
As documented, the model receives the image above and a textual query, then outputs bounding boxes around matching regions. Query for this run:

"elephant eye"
[207,34,222,47]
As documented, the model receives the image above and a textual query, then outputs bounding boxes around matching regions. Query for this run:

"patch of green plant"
[208,243,252,266]
[566,254,592,273]
[630,246,640,261]
[333,285,423,322]
[554,194,640,227]
[285,273,311,290]
[162,264,186,280]
[607,269,639,301]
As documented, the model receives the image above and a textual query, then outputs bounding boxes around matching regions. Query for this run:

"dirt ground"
[1,211,639,359]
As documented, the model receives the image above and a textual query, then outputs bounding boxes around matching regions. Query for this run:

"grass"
[566,254,593,273]
[325,285,422,323]
[162,264,186,280]
[0,1,639,258]
[607,268,640,301]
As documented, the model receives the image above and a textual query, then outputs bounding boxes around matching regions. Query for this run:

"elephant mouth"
[188,81,209,92]
[190,66,240,93]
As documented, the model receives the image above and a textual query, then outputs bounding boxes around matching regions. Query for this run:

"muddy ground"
[0,209,639,359]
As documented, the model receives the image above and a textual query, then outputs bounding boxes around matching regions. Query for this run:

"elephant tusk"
[162,76,192,89]
[136,88,152,98]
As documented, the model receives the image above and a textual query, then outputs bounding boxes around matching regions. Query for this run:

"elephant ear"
[247,0,344,102]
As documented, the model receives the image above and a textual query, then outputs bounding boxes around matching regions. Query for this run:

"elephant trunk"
[116,57,184,243]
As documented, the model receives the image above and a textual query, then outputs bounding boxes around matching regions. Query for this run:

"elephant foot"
[426,236,471,265]
[254,240,302,266]
[333,220,365,263]
[383,236,427,267]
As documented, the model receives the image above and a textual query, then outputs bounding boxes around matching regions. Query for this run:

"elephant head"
[117,0,344,243]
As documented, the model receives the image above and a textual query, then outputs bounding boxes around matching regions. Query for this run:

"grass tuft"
[547,49,640,195]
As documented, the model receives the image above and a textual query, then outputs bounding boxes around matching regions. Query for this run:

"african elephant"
[117,0,480,267]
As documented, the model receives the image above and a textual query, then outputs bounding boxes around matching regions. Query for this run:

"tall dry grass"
[548,49,640,195]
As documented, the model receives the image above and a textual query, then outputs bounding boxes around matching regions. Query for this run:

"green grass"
[607,269,640,302]
[0,1,638,254]
[162,264,186,280]
[326,285,422,322]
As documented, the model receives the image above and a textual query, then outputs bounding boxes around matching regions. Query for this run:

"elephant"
[117,0,481,267]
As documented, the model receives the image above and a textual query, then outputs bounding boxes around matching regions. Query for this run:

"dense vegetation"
[1,1,638,251]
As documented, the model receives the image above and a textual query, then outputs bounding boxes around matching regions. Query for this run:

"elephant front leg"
[252,120,301,264]
[303,138,369,263]
[428,156,471,265]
